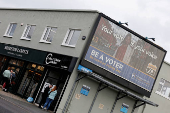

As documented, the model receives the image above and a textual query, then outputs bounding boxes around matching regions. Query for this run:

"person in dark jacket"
[38,84,52,108]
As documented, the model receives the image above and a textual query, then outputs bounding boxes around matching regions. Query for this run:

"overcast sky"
[0,0,170,63]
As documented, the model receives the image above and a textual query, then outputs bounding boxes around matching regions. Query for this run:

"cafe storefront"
[0,43,78,112]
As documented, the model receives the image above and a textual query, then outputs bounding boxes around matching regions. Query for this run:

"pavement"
[0,86,53,113]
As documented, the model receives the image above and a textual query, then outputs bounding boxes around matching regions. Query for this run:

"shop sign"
[0,43,47,64]
[80,85,90,96]
[120,103,129,113]
[44,53,73,70]
[78,65,92,73]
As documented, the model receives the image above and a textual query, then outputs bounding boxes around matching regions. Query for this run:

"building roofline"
[0,7,100,13]
[164,61,170,65]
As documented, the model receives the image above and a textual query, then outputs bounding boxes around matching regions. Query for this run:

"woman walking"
[43,85,57,111]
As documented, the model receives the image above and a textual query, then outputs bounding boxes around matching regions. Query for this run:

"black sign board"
[0,43,78,72]
[44,52,78,72]
[0,43,47,64]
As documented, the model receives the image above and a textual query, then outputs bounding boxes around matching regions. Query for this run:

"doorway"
[17,63,45,99]
[35,68,70,112]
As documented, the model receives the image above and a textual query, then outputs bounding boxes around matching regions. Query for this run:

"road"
[0,95,49,113]
[0,96,31,113]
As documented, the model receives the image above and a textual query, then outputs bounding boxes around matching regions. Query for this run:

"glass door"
[17,63,44,98]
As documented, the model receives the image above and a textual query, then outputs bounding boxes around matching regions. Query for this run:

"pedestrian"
[2,67,11,92]
[38,84,52,108]
[43,85,57,111]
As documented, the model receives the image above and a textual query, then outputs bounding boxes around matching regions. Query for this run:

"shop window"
[156,78,170,100]
[0,56,7,74]
[62,29,81,47]
[4,23,17,37]
[18,63,44,97]
[21,24,36,40]
[27,63,44,72]
[40,27,57,43]
[9,59,24,67]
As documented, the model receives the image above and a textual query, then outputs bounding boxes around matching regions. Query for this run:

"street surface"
[0,96,30,113]
[0,95,49,113]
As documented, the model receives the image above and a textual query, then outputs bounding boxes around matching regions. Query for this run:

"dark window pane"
[9,23,17,36]
[46,27,57,42]
[26,25,35,39]
[69,30,81,45]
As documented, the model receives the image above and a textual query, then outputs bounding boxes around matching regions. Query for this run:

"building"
[137,61,170,113]
[0,8,166,113]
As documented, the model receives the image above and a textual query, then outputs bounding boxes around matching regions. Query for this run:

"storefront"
[0,43,78,112]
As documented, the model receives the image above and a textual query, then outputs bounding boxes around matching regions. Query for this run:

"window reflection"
[27,63,44,72]
[9,59,24,67]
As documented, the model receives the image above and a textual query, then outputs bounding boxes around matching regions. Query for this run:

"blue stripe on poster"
[85,46,154,91]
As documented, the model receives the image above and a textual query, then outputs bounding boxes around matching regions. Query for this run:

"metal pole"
[88,83,102,113]
[62,73,80,113]
[131,100,138,113]
[110,91,121,113]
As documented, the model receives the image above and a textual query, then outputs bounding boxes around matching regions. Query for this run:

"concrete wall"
[0,9,100,113]
[62,73,141,113]
[0,9,98,57]
[0,9,144,113]
[137,61,170,113]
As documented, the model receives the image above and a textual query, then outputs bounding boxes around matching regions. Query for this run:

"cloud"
[0,0,169,62]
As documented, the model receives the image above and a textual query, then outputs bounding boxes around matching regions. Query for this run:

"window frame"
[4,23,17,38]
[61,28,81,48]
[21,24,36,40]
[39,26,57,44]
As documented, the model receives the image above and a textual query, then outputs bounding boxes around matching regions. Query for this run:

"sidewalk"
[0,86,53,113]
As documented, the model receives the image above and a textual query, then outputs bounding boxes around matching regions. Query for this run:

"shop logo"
[45,53,61,65]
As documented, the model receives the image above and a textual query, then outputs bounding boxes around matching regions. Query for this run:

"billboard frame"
[80,13,167,97]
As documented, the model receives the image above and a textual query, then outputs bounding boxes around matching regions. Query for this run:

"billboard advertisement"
[83,16,166,94]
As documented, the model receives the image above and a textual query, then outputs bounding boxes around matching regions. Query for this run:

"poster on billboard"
[83,16,166,94]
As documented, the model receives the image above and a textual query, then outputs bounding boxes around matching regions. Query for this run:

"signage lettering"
[102,25,113,35]
[4,46,29,54]
[45,53,61,64]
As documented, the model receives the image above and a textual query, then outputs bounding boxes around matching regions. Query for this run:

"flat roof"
[0,7,100,13]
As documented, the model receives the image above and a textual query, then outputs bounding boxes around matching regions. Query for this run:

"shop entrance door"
[17,63,45,99]
[35,68,70,112]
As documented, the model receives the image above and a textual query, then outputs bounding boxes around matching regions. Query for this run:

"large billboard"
[81,15,166,97]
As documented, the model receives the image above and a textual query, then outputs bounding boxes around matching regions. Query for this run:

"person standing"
[2,67,11,92]
[38,84,52,108]
[43,86,57,111]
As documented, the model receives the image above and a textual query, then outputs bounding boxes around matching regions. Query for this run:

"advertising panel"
[84,16,166,92]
